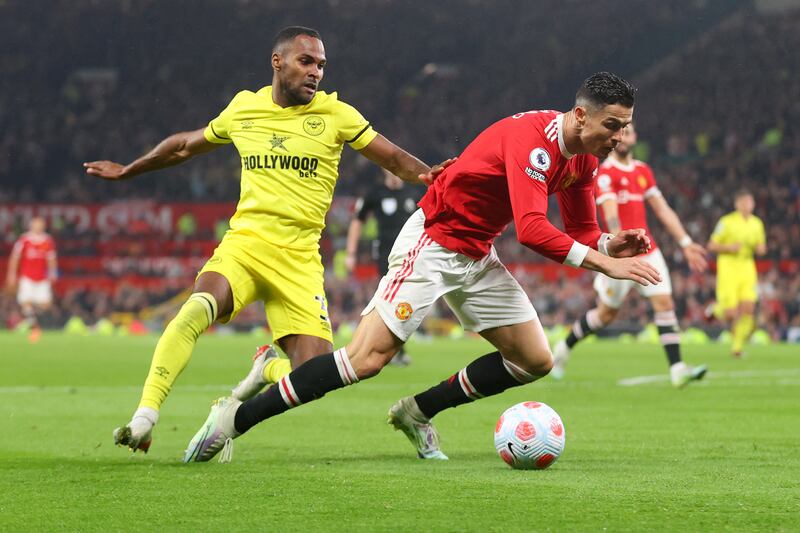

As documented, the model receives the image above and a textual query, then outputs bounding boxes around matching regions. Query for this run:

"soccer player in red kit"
[5,216,57,342]
[551,123,709,387]
[184,72,661,463]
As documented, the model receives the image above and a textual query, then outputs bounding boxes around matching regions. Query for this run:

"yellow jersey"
[710,211,766,274]
[204,86,378,250]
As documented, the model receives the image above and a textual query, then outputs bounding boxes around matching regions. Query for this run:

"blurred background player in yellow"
[84,26,443,453]
[707,189,766,357]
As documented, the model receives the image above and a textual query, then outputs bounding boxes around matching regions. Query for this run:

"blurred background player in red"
[551,123,709,387]
[345,168,425,366]
[5,216,57,343]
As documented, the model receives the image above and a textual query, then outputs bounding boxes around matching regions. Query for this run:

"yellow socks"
[731,314,754,354]
[138,292,218,411]
[263,358,292,384]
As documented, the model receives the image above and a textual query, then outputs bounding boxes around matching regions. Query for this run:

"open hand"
[683,242,708,273]
[603,256,662,286]
[83,160,129,180]
[418,157,457,186]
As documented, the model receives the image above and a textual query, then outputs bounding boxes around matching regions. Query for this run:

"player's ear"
[573,105,588,129]
[271,52,281,71]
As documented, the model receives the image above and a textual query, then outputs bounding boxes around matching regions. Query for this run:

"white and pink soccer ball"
[494,401,566,470]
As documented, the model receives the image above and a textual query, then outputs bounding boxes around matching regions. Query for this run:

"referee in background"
[346,168,424,366]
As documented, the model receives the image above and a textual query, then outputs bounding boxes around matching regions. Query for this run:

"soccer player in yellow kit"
[84,26,443,453]
[708,189,766,357]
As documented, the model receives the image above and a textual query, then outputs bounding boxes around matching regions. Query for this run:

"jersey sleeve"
[504,131,591,267]
[710,216,728,244]
[641,163,661,199]
[335,101,378,150]
[45,236,57,259]
[203,93,241,145]
[594,171,616,205]
[10,237,24,257]
[557,167,604,251]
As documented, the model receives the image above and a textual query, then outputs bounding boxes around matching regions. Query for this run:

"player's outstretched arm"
[83,128,219,180]
[358,134,454,185]
[647,194,708,272]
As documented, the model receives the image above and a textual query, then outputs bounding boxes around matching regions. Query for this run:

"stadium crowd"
[2,0,799,339]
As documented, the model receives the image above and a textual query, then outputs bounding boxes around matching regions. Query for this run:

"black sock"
[414,352,536,419]
[565,312,596,349]
[234,349,357,434]
[658,324,682,366]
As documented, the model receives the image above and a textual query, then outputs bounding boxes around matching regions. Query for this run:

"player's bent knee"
[527,352,554,376]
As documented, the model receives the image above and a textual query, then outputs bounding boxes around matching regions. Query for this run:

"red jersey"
[594,157,660,251]
[11,232,56,282]
[419,110,603,266]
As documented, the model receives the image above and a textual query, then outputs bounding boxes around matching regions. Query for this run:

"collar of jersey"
[257,85,320,111]
[555,113,573,159]
[605,156,636,172]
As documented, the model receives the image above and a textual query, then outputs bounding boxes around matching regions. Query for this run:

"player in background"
[551,123,709,387]
[707,190,766,358]
[5,217,57,343]
[183,72,662,463]
[345,168,425,366]
[84,26,448,454]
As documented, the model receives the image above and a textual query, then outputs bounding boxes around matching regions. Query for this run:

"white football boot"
[231,345,279,401]
[670,362,708,388]
[113,407,158,453]
[387,396,448,460]
[183,397,242,463]
[549,339,570,381]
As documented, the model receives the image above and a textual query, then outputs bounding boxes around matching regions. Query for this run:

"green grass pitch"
[1,332,798,531]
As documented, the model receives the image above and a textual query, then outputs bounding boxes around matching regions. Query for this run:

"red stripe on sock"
[280,377,298,407]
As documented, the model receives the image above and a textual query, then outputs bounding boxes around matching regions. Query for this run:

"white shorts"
[593,248,672,309]
[17,277,53,306]
[362,209,537,341]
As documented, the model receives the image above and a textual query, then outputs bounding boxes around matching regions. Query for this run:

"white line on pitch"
[618,368,800,387]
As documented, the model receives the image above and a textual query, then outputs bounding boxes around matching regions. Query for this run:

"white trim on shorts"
[17,276,53,306]
[362,209,537,341]
[593,248,672,309]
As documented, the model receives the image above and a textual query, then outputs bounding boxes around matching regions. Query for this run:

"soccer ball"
[494,401,566,470]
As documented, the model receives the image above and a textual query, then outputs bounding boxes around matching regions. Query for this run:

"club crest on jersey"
[638,175,648,189]
[562,172,579,189]
[303,116,326,136]
[395,302,413,321]
[529,148,551,171]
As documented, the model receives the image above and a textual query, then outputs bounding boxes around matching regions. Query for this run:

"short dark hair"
[273,26,321,53]
[734,188,753,200]
[575,72,636,110]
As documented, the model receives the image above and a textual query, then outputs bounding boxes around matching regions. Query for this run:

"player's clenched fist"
[606,228,651,258]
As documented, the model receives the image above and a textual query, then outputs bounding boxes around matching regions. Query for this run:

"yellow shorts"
[198,230,332,343]
[716,271,758,312]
